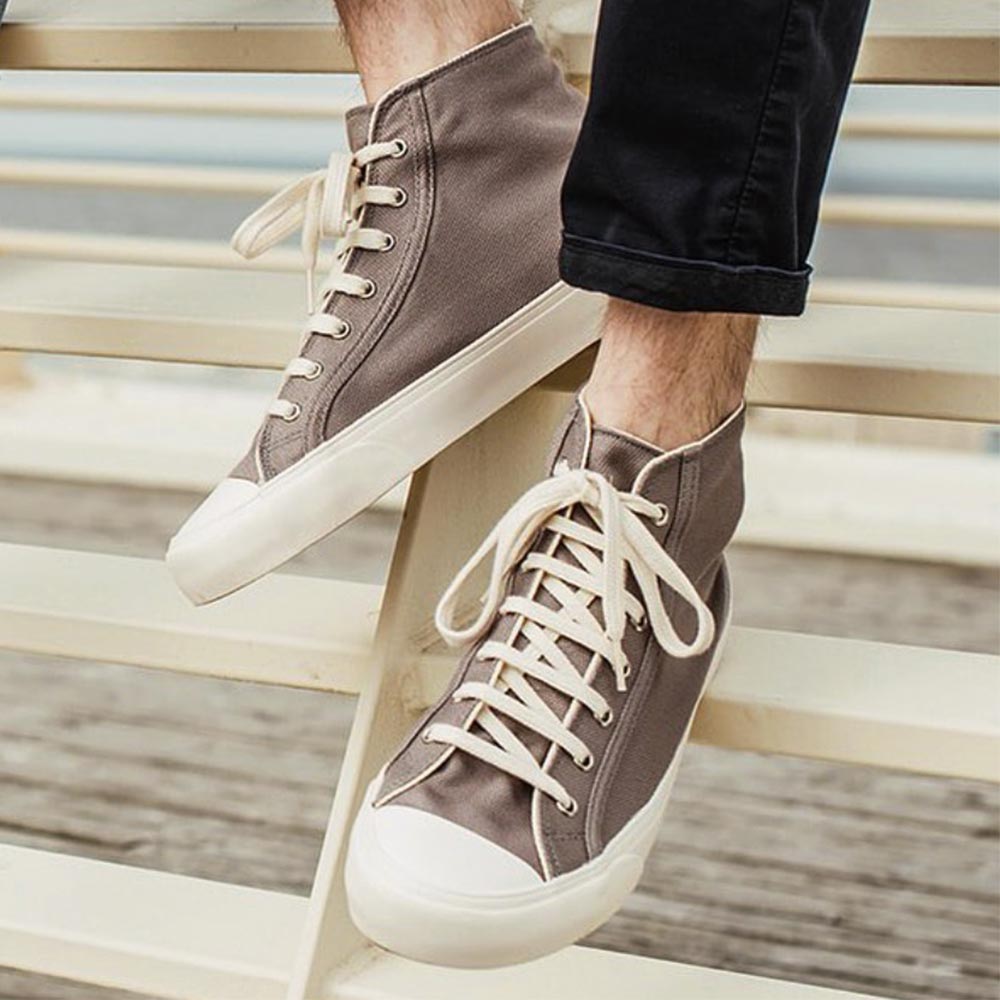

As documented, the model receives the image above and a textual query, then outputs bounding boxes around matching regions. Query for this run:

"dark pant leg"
[559,0,871,316]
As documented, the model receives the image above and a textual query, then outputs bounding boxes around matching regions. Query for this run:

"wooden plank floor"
[0,475,997,1000]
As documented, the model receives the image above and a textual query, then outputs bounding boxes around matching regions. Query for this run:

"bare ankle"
[585,299,757,451]
[336,0,523,102]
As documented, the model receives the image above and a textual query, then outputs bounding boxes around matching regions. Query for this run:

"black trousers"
[559,0,871,316]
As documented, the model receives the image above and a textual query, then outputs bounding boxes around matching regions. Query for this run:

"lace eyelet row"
[261,136,412,428]
[338,143,405,305]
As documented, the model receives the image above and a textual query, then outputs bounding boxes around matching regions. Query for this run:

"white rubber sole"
[166,282,602,605]
[344,598,731,969]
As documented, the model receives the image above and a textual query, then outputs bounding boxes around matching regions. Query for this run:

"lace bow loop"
[231,169,326,260]
[231,153,360,314]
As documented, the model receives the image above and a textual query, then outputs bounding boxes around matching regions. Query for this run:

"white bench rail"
[1,0,998,84]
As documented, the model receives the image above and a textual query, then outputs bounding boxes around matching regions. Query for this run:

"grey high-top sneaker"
[345,397,745,968]
[167,24,599,605]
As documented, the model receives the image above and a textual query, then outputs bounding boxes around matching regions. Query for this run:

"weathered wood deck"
[0,476,997,1000]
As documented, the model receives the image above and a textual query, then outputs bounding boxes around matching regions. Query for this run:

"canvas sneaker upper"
[167,24,596,606]
[227,23,585,484]
[366,397,746,882]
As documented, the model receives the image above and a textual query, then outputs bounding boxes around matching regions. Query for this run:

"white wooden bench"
[0,2,998,998]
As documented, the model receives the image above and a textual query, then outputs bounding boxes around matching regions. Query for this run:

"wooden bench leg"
[286,388,571,999]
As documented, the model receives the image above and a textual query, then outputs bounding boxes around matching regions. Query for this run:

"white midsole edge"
[167,282,603,604]
[344,588,732,968]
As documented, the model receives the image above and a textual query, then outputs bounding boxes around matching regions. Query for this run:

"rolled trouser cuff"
[560,233,810,317]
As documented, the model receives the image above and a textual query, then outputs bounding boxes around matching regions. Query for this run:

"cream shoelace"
[430,466,716,815]
[231,139,409,422]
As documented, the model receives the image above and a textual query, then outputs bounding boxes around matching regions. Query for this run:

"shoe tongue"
[549,397,662,492]
[345,104,374,152]
[586,427,662,492]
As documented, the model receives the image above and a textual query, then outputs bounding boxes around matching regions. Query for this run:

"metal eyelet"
[391,138,408,158]
[280,402,302,422]
[391,187,408,207]
[331,319,351,340]
[634,616,647,633]
[359,278,377,299]
[420,729,433,744]
[556,797,579,817]
[379,233,396,252]
[595,707,614,728]
[574,752,594,772]
[303,360,323,380]
[654,503,670,527]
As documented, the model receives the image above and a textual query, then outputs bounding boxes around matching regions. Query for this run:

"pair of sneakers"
[168,25,745,968]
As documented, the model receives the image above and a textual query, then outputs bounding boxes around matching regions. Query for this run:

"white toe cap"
[371,803,543,895]
[173,477,259,540]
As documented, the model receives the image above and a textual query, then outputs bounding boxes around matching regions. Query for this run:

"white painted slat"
[820,195,999,230]
[0,372,411,511]
[550,304,1000,423]
[745,345,998,423]
[0,844,882,1000]
[808,278,1000,313]
[0,843,303,1000]
[2,85,996,141]
[4,234,997,313]
[838,114,1000,141]
[2,0,334,28]
[739,435,1000,567]
[4,83,997,140]
[1,260,996,422]
[0,228,306,271]
[2,0,997,84]
[0,157,295,195]
[0,88,353,118]
[756,304,1000,423]
[337,945,882,1000]
[853,0,1000,85]
[0,542,381,691]
[0,259,301,369]
[415,629,1000,782]
[7,157,994,231]
[1,375,996,564]
[547,0,1000,85]
[2,543,995,779]
[694,629,1000,782]
[0,0,354,73]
